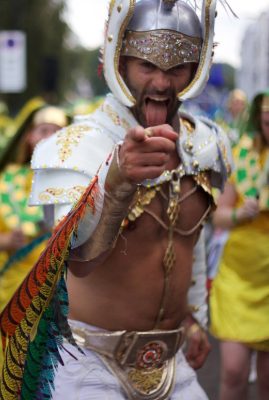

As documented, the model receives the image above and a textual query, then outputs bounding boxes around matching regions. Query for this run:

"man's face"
[261,111,269,145]
[229,98,246,118]
[120,57,194,127]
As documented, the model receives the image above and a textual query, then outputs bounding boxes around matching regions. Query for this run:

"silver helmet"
[103,0,219,106]
[121,0,203,71]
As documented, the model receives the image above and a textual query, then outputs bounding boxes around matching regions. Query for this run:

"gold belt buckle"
[135,340,169,369]
[114,328,184,368]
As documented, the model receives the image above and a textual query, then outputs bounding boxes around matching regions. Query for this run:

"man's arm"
[185,229,211,369]
[69,124,178,264]
[188,229,208,329]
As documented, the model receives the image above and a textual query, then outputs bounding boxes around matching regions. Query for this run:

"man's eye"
[141,62,155,70]
[171,66,186,74]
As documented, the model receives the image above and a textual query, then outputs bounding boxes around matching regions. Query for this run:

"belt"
[69,321,185,369]
[69,322,186,399]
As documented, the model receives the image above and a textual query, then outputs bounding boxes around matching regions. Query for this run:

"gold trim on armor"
[101,103,131,129]
[56,125,90,162]
[109,0,116,17]
[121,30,202,71]
[38,186,86,203]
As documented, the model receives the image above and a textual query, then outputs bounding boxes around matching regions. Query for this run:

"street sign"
[0,31,26,93]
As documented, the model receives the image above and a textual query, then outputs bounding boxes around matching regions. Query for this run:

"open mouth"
[144,96,170,127]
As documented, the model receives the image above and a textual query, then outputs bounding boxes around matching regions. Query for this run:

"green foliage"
[62,47,108,99]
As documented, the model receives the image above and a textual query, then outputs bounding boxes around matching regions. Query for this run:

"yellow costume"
[0,100,69,310]
[0,164,49,311]
[210,134,269,351]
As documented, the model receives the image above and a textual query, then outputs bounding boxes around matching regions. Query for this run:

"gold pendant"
[167,171,180,225]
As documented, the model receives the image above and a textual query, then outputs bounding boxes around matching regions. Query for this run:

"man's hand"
[118,124,178,183]
[0,228,26,252]
[236,197,259,222]
[184,320,211,370]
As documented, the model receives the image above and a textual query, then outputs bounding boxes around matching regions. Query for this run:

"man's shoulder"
[179,110,228,141]
[178,111,233,190]
[29,119,116,208]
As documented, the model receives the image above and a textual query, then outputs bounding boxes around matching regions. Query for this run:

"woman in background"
[0,99,69,313]
[210,90,269,400]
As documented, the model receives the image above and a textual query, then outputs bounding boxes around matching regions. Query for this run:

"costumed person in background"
[214,88,248,147]
[205,88,249,290]
[0,1,233,399]
[210,89,269,400]
[0,98,46,282]
[0,99,69,316]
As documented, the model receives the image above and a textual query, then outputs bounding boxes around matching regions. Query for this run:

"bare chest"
[124,175,211,241]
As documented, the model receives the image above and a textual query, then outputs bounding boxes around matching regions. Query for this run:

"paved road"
[197,334,258,400]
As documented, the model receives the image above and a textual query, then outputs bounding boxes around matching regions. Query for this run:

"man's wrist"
[187,322,202,338]
[105,146,137,199]
[183,314,206,334]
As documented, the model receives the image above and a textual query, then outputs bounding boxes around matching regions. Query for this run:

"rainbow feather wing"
[21,275,72,400]
[0,176,98,399]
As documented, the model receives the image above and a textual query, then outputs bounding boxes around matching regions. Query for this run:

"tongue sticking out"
[145,100,168,127]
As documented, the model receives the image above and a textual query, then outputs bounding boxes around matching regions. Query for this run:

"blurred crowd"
[204,88,269,400]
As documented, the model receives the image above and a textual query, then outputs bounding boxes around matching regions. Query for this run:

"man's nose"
[152,70,171,91]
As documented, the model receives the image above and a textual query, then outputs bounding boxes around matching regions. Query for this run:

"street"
[197,335,258,400]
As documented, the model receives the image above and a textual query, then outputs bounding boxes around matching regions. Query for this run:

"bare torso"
[67,175,210,331]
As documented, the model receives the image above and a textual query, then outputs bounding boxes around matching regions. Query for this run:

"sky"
[65,0,269,68]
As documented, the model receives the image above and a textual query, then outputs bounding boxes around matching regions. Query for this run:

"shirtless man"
[0,1,232,399]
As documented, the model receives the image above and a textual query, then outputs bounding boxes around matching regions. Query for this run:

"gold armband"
[187,323,200,337]
[187,322,205,338]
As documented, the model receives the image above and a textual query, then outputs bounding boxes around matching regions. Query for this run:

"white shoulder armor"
[30,122,114,208]
[29,94,137,224]
[178,112,233,191]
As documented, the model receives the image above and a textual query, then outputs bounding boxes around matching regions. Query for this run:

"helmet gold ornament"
[103,0,227,106]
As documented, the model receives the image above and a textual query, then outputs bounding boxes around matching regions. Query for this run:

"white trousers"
[52,320,208,400]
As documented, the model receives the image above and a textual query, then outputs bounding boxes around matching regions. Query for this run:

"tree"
[62,47,108,100]
[0,0,70,113]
